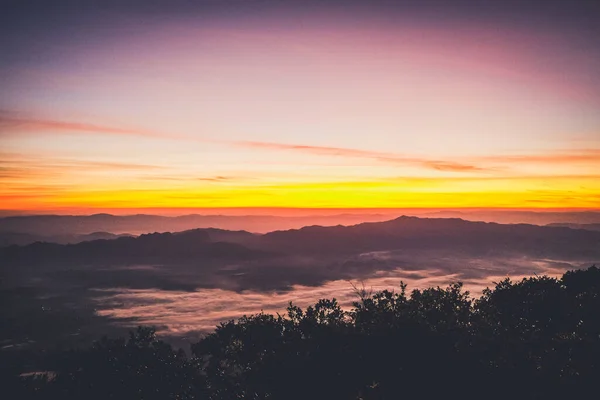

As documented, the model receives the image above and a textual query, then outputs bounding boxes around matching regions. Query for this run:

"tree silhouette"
[6,266,600,400]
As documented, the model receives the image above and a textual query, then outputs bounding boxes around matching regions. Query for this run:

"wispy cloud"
[2,113,598,177]
[240,141,414,161]
[54,160,166,171]
[0,116,491,173]
[196,176,233,182]
[483,149,600,164]
[238,141,488,172]
[0,157,166,175]
[0,153,171,190]
[0,112,198,142]
[238,140,600,171]
[0,115,158,137]
[423,161,489,172]
[138,175,237,182]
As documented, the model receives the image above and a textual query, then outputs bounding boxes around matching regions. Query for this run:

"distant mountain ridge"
[257,216,600,259]
[546,223,600,232]
[2,211,600,243]
[0,213,395,238]
[0,231,132,247]
[2,216,600,266]
[1,229,266,266]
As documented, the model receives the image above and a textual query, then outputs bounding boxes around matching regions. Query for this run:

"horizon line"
[2,206,600,218]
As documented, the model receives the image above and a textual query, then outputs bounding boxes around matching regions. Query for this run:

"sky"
[1,0,600,214]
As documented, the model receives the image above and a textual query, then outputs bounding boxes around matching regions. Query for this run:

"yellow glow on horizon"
[2,175,599,212]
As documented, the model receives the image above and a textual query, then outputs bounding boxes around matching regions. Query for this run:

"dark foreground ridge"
[3,266,600,400]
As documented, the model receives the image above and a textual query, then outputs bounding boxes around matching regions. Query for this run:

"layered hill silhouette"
[547,223,600,231]
[259,216,600,258]
[3,217,600,266]
[0,231,132,247]
[3,216,600,368]
[2,211,600,246]
[1,229,265,266]
[0,213,395,240]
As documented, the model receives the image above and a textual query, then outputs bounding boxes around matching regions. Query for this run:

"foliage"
[5,266,600,399]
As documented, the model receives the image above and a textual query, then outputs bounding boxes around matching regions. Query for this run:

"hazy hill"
[0,231,132,247]
[3,217,600,266]
[258,216,600,259]
[546,223,600,231]
[419,210,600,225]
[1,229,266,266]
[0,213,394,238]
[2,211,600,245]
[2,217,599,358]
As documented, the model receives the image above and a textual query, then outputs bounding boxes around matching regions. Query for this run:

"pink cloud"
[238,141,487,172]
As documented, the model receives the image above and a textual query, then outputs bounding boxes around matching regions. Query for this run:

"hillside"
[259,216,600,259]
[0,229,266,266]
[3,217,600,267]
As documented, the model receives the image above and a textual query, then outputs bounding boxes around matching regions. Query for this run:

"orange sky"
[1,4,599,213]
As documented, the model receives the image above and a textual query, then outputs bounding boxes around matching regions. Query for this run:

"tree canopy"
[5,266,600,399]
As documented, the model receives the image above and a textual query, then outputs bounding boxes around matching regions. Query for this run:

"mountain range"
[3,216,600,267]
[546,223,600,231]
[2,211,600,247]
[2,215,599,351]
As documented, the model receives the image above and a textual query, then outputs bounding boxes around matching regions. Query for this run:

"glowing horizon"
[1,2,599,213]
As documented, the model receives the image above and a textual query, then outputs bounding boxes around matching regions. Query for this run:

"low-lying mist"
[2,215,599,351]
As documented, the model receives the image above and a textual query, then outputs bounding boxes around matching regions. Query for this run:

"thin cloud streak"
[2,113,599,205]
[483,149,600,164]
[0,158,168,180]
[238,141,489,172]
[0,114,200,142]
[2,114,598,171]
[1,116,156,138]
[426,161,489,172]
[237,140,600,171]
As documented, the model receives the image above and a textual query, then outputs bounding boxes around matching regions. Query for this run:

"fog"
[92,254,587,340]
[2,215,599,351]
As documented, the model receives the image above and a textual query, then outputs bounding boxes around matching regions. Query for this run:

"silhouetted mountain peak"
[394,215,418,220]
[260,216,600,258]
[391,215,468,223]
